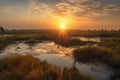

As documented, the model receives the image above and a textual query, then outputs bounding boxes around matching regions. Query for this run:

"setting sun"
[60,23,66,30]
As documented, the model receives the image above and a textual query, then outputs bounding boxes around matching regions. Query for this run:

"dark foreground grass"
[0,55,91,80]
[73,46,120,69]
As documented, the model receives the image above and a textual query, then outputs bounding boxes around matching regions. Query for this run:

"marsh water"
[71,37,101,42]
[0,37,112,80]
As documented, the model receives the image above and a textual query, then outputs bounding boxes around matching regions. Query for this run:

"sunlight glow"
[60,23,66,30]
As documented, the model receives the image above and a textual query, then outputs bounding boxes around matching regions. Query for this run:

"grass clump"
[100,37,120,53]
[73,47,110,62]
[62,67,91,80]
[0,55,91,80]
[54,38,96,47]
[0,55,61,80]
[73,46,120,69]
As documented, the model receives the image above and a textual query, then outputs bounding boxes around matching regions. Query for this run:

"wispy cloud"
[28,0,120,19]
[0,6,9,13]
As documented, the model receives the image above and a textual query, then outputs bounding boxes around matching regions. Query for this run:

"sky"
[0,0,120,30]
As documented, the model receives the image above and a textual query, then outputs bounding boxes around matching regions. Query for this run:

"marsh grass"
[73,46,120,69]
[100,37,120,53]
[54,38,97,47]
[0,55,91,80]
[0,33,51,50]
[62,67,91,80]
[73,47,110,62]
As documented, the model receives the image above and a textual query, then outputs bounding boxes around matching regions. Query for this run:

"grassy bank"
[73,46,120,69]
[0,33,51,50]
[1,29,120,37]
[0,55,91,80]
[1,30,120,49]
[54,38,97,47]
[0,32,97,50]
[99,37,120,53]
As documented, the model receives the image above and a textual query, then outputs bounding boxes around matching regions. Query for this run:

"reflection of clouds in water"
[0,34,13,38]
[1,42,74,57]
[36,54,74,69]
[37,54,111,80]
[80,37,101,42]
[72,37,101,42]
[75,62,111,80]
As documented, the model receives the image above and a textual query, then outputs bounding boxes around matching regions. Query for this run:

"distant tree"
[0,25,4,32]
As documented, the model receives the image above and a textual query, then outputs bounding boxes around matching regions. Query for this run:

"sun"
[60,23,66,30]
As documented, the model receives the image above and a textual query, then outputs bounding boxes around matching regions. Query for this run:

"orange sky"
[0,0,120,30]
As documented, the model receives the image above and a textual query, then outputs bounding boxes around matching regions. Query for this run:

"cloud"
[28,0,51,15]
[28,0,120,19]
[105,4,120,10]
[52,3,75,16]
[0,6,9,13]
